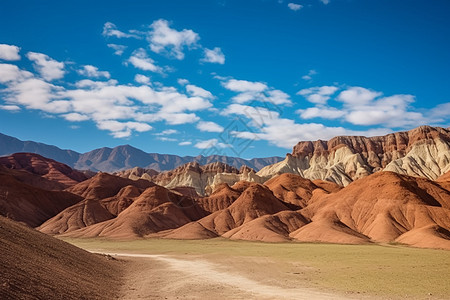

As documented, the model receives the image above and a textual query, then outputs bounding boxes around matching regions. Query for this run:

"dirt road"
[101,252,350,300]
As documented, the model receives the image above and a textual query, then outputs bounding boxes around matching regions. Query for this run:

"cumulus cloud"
[222,79,267,92]
[0,44,21,61]
[62,113,89,122]
[302,69,317,81]
[288,3,303,11]
[102,22,140,39]
[0,104,20,111]
[194,138,229,149]
[26,52,65,81]
[147,19,199,60]
[97,120,152,138]
[202,47,225,64]
[107,44,127,56]
[179,141,192,146]
[297,106,345,119]
[222,103,392,148]
[337,86,382,105]
[155,129,178,135]
[127,48,162,73]
[196,121,224,132]
[177,78,189,86]
[186,84,214,99]
[134,74,151,85]
[221,78,291,105]
[78,65,110,78]
[0,60,215,137]
[0,63,33,83]
[297,86,338,104]
[297,86,429,128]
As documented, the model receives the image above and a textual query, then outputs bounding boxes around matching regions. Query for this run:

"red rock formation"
[0,153,87,189]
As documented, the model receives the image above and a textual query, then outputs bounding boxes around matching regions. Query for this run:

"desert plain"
[64,237,450,300]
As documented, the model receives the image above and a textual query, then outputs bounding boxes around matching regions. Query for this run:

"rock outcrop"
[257,126,450,185]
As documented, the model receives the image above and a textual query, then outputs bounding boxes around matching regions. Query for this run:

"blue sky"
[0,0,449,158]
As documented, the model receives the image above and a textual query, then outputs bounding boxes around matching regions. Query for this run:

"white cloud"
[202,47,225,64]
[194,138,230,149]
[127,48,162,73]
[156,129,178,135]
[75,79,118,89]
[320,0,330,4]
[288,3,303,11]
[195,138,218,149]
[297,106,345,119]
[148,19,199,60]
[302,69,317,81]
[157,136,177,142]
[107,44,127,56]
[26,52,65,81]
[297,86,338,104]
[0,61,214,137]
[0,44,21,61]
[102,22,140,39]
[337,86,382,105]
[344,94,424,127]
[221,78,291,105]
[177,78,189,85]
[62,113,89,121]
[222,79,267,92]
[0,63,32,83]
[196,121,224,132]
[97,120,152,138]
[430,102,450,119]
[134,74,151,85]
[186,84,214,99]
[0,104,20,111]
[78,65,110,78]
[179,141,192,146]
[297,86,428,128]
[223,103,392,148]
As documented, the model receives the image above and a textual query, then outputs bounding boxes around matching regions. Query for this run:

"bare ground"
[104,253,352,300]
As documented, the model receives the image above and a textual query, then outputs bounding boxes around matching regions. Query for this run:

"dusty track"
[101,252,350,300]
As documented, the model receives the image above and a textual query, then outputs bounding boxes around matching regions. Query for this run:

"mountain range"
[1,151,448,249]
[0,132,283,172]
[0,126,449,250]
[116,126,450,196]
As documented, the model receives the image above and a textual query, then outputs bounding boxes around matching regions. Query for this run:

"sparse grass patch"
[61,237,450,299]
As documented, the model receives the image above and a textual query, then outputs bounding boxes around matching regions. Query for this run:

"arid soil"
[112,253,350,300]
[0,216,122,300]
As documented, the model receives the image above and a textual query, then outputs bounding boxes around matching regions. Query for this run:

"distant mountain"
[0,133,283,172]
[0,133,79,166]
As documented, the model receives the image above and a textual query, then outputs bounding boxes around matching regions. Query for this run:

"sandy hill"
[67,172,154,199]
[165,183,289,239]
[0,215,120,299]
[292,171,450,248]
[59,184,206,239]
[39,173,157,235]
[0,152,87,189]
[0,169,82,227]
[264,173,341,209]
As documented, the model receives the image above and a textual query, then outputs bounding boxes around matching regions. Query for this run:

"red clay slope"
[165,183,290,239]
[0,153,87,189]
[293,171,450,248]
[59,184,207,239]
[0,216,121,299]
[0,169,82,227]
[39,172,157,234]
